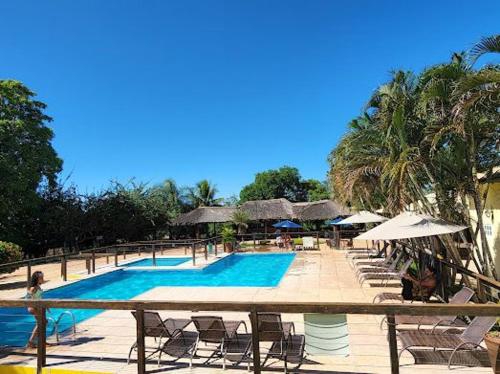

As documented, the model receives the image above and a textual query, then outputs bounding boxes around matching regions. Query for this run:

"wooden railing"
[0,299,498,374]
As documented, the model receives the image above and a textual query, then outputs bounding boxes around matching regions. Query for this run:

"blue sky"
[1,1,499,198]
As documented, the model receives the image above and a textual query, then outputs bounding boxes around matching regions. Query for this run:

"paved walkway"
[0,246,491,373]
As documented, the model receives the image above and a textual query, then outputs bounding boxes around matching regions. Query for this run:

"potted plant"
[221,225,236,253]
[485,330,500,373]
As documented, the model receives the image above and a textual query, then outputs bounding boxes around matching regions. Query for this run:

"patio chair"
[191,315,248,369]
[302,237,315,250]
[379,287,475,330]
[255,312,305,373]
[158,330,199,368]
[224,333,253,371]
[359,258,412,286]
[127,311,191,364]
[355,250,405,276]
[398,315,497,369]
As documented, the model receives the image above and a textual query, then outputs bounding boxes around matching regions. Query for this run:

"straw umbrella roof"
[173,206,237,225]
[292,200,350,221]
[355,211,467,240]
[337,210,388,224]
[240,198,295,220]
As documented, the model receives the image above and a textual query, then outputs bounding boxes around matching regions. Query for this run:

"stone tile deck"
[0,246,491,373]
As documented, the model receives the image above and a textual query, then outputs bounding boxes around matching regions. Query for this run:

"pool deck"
[0,246,491,374]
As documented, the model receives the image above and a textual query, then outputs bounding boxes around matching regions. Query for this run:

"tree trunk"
[470,186,496,278]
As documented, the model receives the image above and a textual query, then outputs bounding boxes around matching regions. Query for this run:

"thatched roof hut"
[173,206,236,225]
[292,200,350,221]
[240,198,295,220]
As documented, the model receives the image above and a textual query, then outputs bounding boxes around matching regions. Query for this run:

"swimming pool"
[0,253,295,347]
[121,257,191,267]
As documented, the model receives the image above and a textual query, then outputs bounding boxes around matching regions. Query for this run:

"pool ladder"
[47,311,77,342]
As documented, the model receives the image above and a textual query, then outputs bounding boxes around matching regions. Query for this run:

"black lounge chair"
[255,312,305,373]
[128,311,191,364]
[191,315,249,369]
[158,330,199,368]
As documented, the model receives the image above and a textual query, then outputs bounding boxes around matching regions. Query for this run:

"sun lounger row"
[128,312,305,373]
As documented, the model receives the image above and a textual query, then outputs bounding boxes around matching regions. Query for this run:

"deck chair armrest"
[436,327,463,335]
[429,318,457,333]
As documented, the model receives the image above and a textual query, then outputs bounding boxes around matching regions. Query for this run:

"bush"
[221,225,236,243]
[0,241,23,274]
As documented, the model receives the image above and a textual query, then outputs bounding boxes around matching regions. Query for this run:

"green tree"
[328,35,499,278]
[231,210,249,234]
[0,80,62,246]
[240,166,308,202]
[304,179,330,201]
[186,180,222,207]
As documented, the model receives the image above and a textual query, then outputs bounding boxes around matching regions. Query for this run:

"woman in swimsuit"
[26,271,46,348]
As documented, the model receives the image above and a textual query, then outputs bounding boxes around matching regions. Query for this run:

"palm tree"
[469,34,500,65]
[328,35,499,278]
[231,210,249,234]
[186,180,223,207]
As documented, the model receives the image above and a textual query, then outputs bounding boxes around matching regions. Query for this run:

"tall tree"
[240,166,308,202]
[0,80,62,246]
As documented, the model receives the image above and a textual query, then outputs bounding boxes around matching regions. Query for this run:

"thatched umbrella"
[292,200,350,221]
[240,198,295,235]
[240,198,295,220]
[173,206,237,237]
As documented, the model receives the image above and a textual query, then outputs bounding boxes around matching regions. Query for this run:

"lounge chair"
[398,315,497,369]
[379,287,475,330]
[127,311,191,364]
[255,312,305,373]
[191,315,248,369]
[302,237,315,250]
[158,330,199,368]
[224,333,253,371]
[359,258,412,286]
[355,250,405,276]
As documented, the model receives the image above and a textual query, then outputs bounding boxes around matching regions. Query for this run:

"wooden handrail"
[0,299,498,316]
[0,299,497,374]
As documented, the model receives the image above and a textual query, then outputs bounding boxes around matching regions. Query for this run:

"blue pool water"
[122,257,190,267]
[0,253,295,347]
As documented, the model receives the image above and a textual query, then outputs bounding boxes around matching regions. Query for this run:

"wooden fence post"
[137,246,141,257]
[204,243,208,261]
[27,261,32,288]
[192,243,196,266]
[214,239,218,256]
[152,245,156,266]
[253,234,256,249]
[387,314,399,374]
[160,245,164,255]
[249,310,261,374]
[114,251,118,267]
[91,250,96,273]
[316,233,320,249]
[61,256,67,281]
[123,248,126,259]
[86,258,91,275]
[37,307,47,374]
[135,309,146,374]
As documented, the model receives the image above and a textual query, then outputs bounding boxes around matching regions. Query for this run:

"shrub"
[0,241,23,274]
[221,225,236,243]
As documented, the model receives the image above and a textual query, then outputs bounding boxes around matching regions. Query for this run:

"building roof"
[292,200,350,221]
[173,206,237,225]
[174,198,351,225]
[240,198,295,220]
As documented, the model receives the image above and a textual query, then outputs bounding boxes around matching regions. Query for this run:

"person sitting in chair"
[401,265,437,301]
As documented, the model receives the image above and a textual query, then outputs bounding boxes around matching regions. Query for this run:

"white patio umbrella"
[355,212,467,240]
[336,210,388,225]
